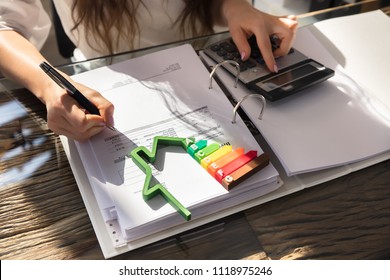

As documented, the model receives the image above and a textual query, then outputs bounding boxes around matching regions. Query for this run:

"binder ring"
[209,60,240,89]
[232,94,266,124]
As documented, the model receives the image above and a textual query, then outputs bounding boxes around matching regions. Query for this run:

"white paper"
[310,10,390,113]
[71,44,280,242]
[59,11,390,258]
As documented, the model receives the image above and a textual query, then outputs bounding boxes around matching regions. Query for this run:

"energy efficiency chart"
[131,136,270,220]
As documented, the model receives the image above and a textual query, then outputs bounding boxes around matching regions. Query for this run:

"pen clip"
[46,70,67,91]
[39,62,77,94]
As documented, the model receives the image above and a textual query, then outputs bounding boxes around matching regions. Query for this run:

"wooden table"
[1,3,389,260]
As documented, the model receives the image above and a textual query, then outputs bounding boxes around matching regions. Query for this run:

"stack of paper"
[60,10,390,258]
[68,44,280,251]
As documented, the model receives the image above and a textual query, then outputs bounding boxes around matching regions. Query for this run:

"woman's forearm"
[0,30,55,102]
[211,0,253,26]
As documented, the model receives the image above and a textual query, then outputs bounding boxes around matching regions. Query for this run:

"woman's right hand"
[0,30,114,142]
[220,0,298,73]
[42,80,115,142]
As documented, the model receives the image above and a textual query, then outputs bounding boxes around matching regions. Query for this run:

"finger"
[59,112,106,140]
[273,34,294,57]
[98,99,115,128]
[47,97,106,140]
[273,17,298,57]
[280,15,298,30]
[255,32,277,73]
[77,86,116,128]
[230,28,252,61]
[52,120,106,142]
[62,94,106,130]
[76,125,106,142]
[287,14,297,21]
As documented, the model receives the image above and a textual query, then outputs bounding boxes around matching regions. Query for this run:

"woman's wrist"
[219,0,253,25]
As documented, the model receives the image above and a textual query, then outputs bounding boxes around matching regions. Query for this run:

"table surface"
[1,2,389,260]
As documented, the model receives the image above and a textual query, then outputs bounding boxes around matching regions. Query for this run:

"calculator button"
[244,60,257,69]
[223,53,235,60]
[217,50,227,57]
[220,42,236,53]
[232,51,240,59]
[255,57,265,64]
[239,64,248,72]
[251,50,262,59]
[210,45,220,52]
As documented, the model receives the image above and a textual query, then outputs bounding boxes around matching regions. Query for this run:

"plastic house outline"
[130,136,195,221]
[130,135,269,221]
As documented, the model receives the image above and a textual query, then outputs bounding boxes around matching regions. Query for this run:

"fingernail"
[97,122,106,127]
[273,64,279,73]
[241,51,246,61]
[107,116,115,127]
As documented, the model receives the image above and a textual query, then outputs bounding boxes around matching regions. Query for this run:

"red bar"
[215,150,257,183]
[207,148,244,178]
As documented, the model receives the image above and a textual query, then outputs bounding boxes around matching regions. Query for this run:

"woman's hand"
[0,31,115,142]
[42,80,115,142]
[221,0,298,72]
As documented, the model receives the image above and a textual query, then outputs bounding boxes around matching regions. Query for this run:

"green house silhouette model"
[130,136,195,221]
[130,135,269,221]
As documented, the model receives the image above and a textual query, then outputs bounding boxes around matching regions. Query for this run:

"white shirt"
[0,0,51,50]
[0,0,218,59]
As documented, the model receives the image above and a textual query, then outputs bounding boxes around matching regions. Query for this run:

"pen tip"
[107,125,117,131]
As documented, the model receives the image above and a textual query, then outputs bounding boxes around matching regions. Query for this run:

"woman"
[0,0,297,141]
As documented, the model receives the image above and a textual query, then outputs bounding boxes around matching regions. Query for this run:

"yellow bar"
[200,145,232,169]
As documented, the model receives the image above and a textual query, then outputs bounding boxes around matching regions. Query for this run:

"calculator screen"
[262,63,317,89]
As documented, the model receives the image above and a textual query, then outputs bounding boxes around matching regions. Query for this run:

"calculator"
[203,36,334,101]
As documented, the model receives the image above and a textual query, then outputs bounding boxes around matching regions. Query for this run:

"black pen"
[39,61,115,131]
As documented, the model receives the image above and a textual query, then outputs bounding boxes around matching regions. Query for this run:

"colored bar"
[221,153,270,190]
[208,148,245,178]
[187,139,207,158]
[194,143,220,163]
[215,150,257,183]
[200,145,232,169]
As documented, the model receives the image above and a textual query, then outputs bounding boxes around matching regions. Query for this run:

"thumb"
[100,104,115,128]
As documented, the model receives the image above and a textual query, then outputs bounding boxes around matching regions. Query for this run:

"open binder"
[60,10,390,259]
[62,42,282,258]
[200,9,390,177]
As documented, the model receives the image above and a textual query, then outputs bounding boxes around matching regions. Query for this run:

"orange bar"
[207,148,245,178]
[215,150,257,183]
[221,153,270,190]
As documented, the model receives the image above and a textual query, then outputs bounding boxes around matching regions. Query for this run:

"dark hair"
[71,0,215,55]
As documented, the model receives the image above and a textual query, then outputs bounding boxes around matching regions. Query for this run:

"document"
[70,44,280,245]
[60,10,389,258]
